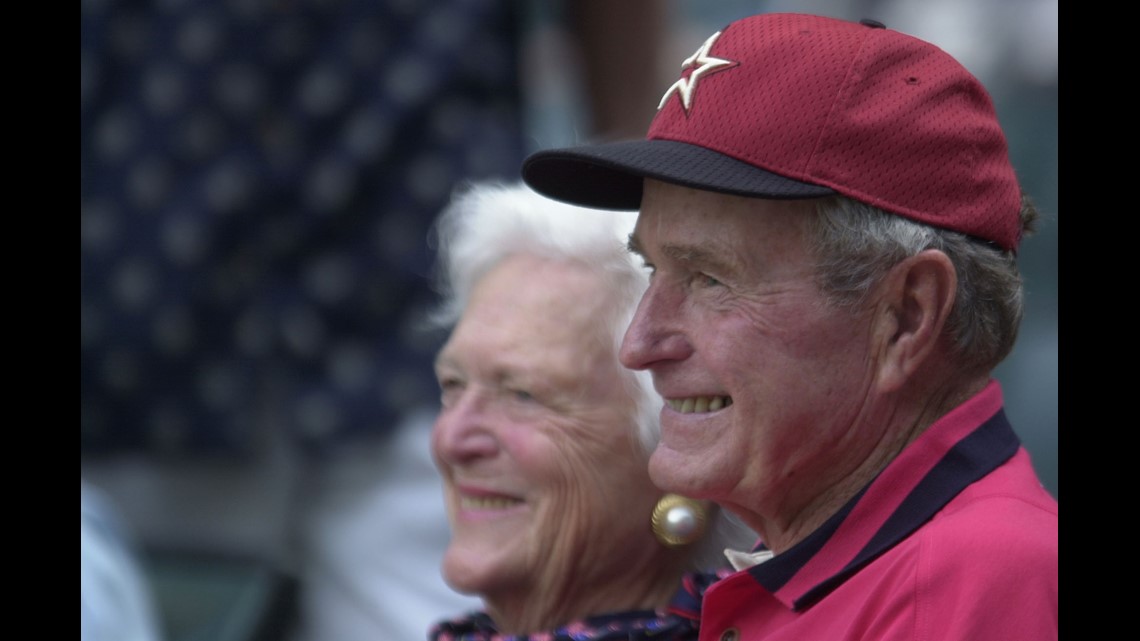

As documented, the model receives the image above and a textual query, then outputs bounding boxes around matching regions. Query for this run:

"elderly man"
[521,12,1057,641]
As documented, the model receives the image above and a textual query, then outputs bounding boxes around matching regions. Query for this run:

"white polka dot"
[304,156,356,213]
[177,13,223,63]
[343,109,393,161]
[204,159,253,214]
[197,361,241,410]
[383,56,435,106]
[281,305,325,358]
[299,63,349,117]
[161,212,207,266]
[302,254,356,305]
[128,157,172,210]
[81,199,120,254]
[142,63,187,116]
[424,5,465,49]
[112,257,159,311]
[94,108,139,162]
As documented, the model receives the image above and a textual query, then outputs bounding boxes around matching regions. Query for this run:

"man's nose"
[619,281,691,371]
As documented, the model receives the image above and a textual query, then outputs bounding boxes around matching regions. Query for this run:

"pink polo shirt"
[693,381,1058,641]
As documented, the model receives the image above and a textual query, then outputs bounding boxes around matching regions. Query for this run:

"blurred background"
[81,1,1057,640]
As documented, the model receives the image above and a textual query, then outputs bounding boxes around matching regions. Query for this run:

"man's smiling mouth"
[666,396,733,414]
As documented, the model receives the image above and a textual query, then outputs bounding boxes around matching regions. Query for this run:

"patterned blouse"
[428,569,732,641]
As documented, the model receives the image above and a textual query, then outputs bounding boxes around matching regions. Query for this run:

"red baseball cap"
[522,13,1024,251]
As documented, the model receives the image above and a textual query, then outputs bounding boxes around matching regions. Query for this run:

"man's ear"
[875,249,957,392]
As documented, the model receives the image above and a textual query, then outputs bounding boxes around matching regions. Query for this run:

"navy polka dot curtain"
[81,0,526,456]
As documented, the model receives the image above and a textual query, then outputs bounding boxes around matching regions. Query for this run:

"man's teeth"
[460,496,522,510]
[667,396,733,414]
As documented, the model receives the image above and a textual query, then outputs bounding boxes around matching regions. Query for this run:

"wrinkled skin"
[621,180,919,551]
[432,253,684,633]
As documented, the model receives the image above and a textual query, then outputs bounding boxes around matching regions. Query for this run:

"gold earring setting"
[651,493,709,547]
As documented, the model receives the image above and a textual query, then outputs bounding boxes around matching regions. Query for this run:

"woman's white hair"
[428,180,660,448]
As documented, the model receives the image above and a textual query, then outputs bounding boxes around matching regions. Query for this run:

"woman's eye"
[508,388,534,403]
[437,377,464,405]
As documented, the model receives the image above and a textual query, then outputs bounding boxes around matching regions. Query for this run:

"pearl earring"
[651,493,709,547]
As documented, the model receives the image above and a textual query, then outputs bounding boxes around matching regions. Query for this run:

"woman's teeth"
[460,496,522,510]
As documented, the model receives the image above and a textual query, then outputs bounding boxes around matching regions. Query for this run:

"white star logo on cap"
[657,31,735,113]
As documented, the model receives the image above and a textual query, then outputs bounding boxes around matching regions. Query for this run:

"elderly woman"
[424,181,752,640]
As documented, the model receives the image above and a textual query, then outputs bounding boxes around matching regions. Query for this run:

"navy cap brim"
[521,139,835,210]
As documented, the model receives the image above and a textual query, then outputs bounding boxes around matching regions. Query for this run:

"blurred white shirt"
[82,481,165,641]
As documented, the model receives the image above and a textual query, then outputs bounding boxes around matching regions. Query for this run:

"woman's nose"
[431,393,500,466]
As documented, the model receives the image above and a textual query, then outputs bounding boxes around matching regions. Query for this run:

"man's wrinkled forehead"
[630,179,818,255]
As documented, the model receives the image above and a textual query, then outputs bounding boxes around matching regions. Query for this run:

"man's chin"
[648,446,704,495]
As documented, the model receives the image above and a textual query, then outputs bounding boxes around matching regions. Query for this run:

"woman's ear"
[874,249,957,392]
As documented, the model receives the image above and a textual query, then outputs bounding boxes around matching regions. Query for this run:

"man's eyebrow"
[626,233,645,257]
[672,244,735,273]
[628,232,736,273]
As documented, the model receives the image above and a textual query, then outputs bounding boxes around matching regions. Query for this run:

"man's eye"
[508,388,535,402]
[696,273,722,287]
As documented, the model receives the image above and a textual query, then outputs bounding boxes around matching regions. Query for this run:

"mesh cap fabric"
[522,13,1023,251]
